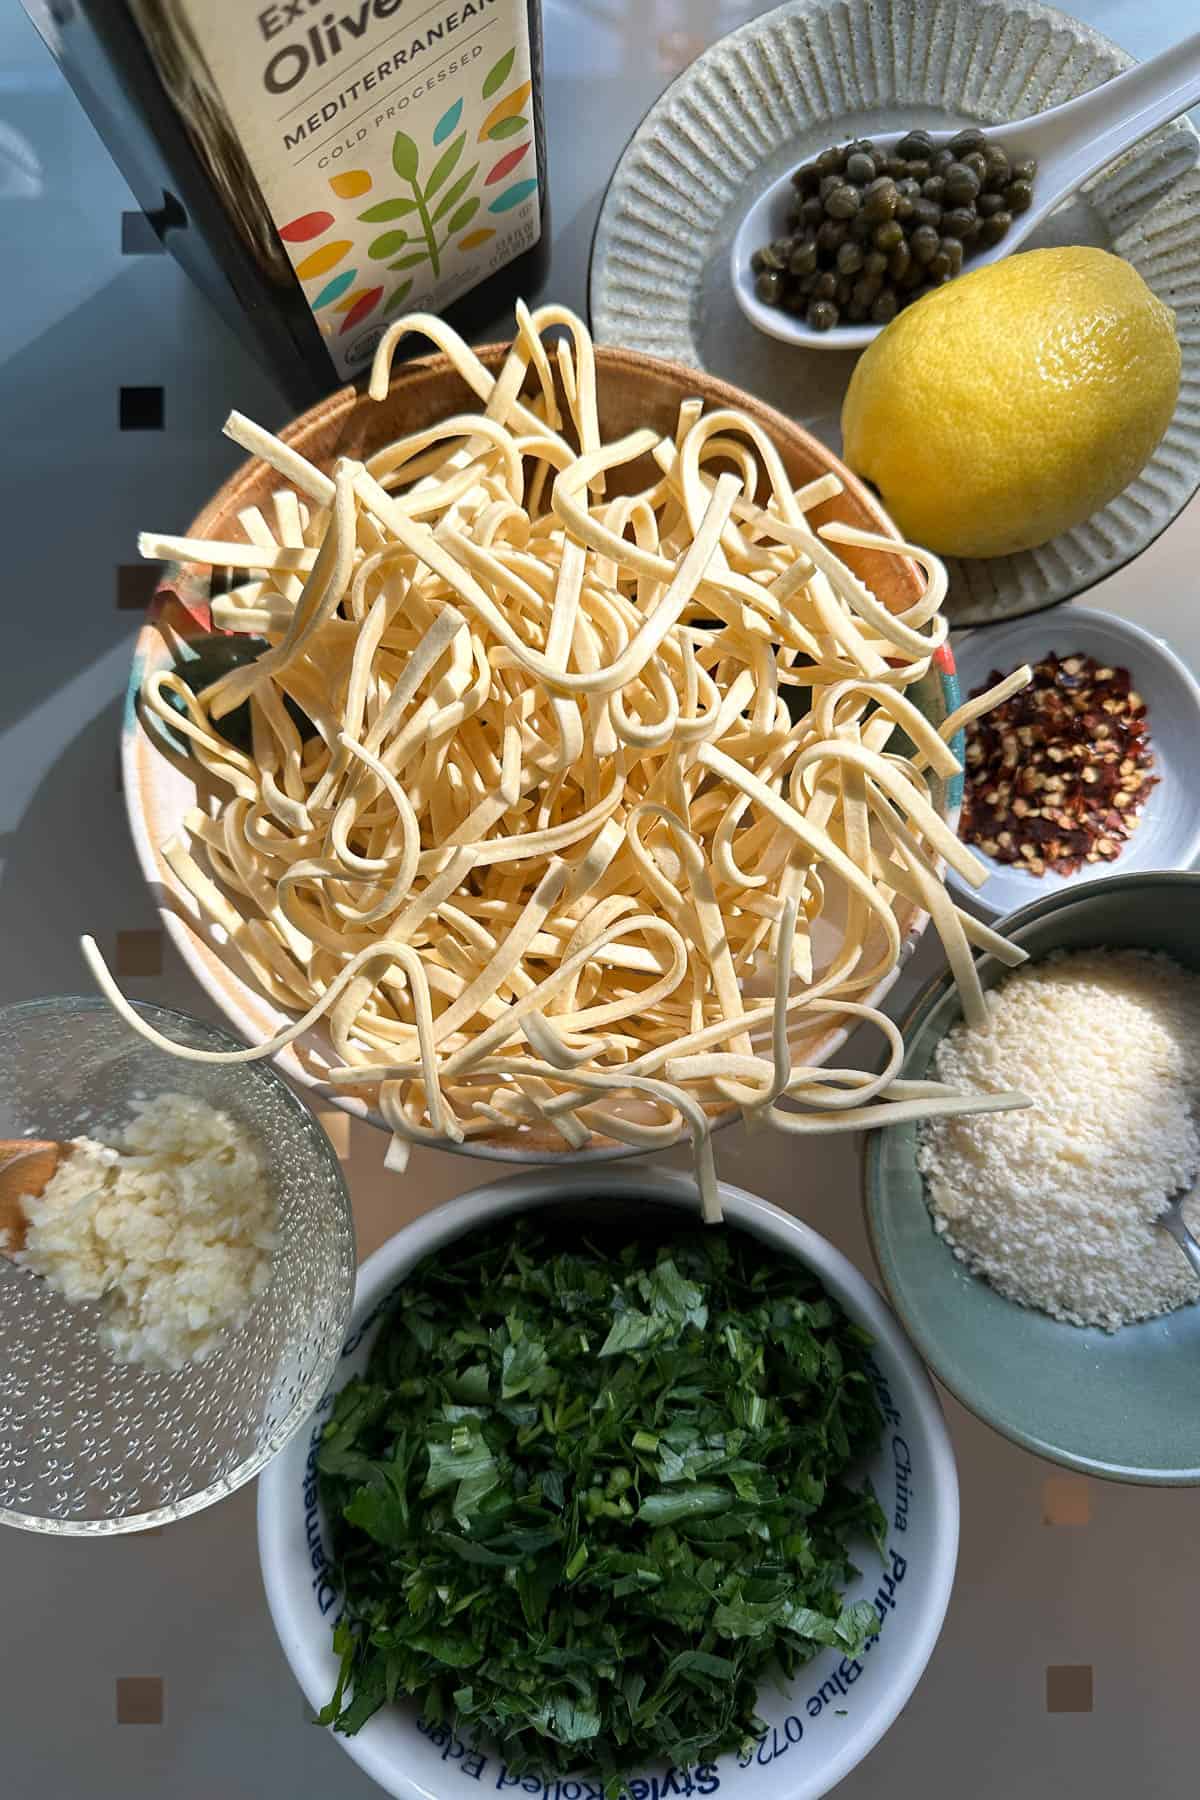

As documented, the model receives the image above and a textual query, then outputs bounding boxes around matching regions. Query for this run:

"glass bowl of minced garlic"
[0,995,355,1534]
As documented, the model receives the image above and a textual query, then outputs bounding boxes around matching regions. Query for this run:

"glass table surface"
[0,2,1196,1795]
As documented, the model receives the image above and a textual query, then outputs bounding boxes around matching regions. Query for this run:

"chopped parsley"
[317,1218,886,1778]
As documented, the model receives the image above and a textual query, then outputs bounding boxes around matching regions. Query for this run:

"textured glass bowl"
[0,996,356,1535]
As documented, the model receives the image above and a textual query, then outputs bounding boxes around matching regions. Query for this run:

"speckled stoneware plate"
[864,870,1200,1485]
[589,0,1200,626]
[947,607,1200,921]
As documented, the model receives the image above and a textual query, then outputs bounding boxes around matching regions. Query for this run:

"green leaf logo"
[359,197,417,223]
[447,197,480,233]
[489,115,526,141]
[387,250,430,270]
[425,132,465,200]
[384,278,414,316]
[391,131,420,180]
[433,164,479,223]
[368,229,410,259]
[482,48,515,98]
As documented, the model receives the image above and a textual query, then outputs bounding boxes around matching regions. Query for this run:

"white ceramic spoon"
[731,30,1200,352]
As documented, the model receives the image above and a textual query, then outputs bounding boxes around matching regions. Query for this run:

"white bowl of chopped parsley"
[258,1167,957,1800]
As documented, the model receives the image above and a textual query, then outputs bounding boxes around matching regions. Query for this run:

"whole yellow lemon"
[840,247,1180,559]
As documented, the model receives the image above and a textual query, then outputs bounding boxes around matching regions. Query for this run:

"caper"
[871,290,899,324]
[897,129,935,160]
[910,223,940,264]
[761,129,1035,304]
[982,146,1011,189]
[789,238,818,275]
[826,182,861,219]
[807,299,839,330]
[847,296,871,323]
[943,161,981,205]
[862,176,899,221]
[950,127,987,158]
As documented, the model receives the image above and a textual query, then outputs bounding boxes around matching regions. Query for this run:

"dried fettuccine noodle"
[89,302,1032,1221]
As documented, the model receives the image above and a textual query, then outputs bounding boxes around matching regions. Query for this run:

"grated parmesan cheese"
[17,1092,276,1369]
[917,949,1200,1331]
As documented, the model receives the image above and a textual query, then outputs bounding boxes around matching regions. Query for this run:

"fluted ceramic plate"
[589,0,1200,626]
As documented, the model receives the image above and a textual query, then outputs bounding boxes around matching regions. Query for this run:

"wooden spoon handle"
[0,1140,63,1256]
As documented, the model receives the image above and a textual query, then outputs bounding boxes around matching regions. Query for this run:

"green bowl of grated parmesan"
[865,869,1200,1485]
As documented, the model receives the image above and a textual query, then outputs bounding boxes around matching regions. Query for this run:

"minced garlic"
[16,1092,275,1369]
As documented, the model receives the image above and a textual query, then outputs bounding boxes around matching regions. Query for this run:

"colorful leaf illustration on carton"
[433,98,463,145]
[481,48,515,98]
[285,47,535,328]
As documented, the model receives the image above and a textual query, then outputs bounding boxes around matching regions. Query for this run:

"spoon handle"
[1159,1203,1200,1281]
[993,32,1200,212]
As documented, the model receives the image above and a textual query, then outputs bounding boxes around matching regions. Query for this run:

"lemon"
[840,247,1180,559]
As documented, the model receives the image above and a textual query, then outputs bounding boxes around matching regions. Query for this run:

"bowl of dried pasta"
[115,303,1020,1214]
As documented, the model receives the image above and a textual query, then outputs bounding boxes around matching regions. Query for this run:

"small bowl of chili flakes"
[948,607,1200,923]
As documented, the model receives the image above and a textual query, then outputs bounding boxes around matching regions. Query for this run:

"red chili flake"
[961,652,1157,877]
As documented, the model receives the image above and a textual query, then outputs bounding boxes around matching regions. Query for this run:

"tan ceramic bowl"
[124,346,959,1161]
